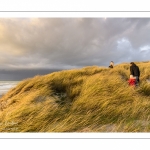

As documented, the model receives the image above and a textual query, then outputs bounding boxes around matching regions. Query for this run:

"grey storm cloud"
[0,18,150,71]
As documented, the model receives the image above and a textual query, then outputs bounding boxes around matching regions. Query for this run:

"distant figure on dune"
[130,62,140,85]
[128,75,136,86]
[109,61,114,68]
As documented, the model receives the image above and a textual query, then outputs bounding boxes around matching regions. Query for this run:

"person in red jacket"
[128,75,136,86]
[130,62,140,83]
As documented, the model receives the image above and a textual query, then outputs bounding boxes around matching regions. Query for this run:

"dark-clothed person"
[130,62,140,85]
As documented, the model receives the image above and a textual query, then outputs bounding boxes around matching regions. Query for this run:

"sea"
[0,81,20,97]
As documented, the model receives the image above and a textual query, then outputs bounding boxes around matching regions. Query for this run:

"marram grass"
[0,62,150,132]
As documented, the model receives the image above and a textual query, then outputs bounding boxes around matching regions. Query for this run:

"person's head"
[110,61,114,66]
[130,62,135,66]
[130,75,136,79]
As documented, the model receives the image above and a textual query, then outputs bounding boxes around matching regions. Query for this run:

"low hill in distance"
[0,61,150,132]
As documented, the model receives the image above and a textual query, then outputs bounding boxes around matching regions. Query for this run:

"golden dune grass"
[0,62,150,132]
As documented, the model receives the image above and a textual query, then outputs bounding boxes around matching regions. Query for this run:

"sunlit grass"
[0,62,150,132]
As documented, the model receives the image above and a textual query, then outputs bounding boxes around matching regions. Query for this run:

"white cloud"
[140,45,150,52]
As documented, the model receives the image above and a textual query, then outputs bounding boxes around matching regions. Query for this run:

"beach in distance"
[0,81,19,97]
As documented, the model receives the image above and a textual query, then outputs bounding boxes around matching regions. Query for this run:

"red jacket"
[128,78,136,86]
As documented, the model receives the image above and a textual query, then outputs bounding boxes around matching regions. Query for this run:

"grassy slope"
[0,62,150,132]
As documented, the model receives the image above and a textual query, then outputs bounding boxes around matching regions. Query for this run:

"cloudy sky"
[0,18,150,80]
